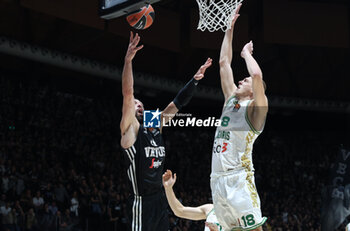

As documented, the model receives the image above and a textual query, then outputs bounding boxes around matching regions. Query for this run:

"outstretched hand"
[162,169,177,189]
[193,58,212,81]
[125,31,144,62]
[205,222,219,231]
[241,40,254,59]
[230,3,242,28]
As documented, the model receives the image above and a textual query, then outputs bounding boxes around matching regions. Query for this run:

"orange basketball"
[126,4,155,30]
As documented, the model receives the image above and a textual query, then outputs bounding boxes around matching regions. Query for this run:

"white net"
[196,0,243,32]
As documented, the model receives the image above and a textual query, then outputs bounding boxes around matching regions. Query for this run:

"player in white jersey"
[162,169,222,231]
[211,4,268,231]
[346,222,350,231]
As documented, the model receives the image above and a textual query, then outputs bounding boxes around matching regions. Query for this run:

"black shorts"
[127,191,169,231]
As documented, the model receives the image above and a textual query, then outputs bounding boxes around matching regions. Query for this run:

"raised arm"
[162,170,213,220]
[161,58,212,128]
[120,32,143,147]
[219,4,241,101]
[241,41,268,131]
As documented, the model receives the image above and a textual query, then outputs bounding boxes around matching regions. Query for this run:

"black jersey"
[123,124,166,196]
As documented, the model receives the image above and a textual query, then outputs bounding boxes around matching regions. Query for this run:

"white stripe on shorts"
[132,196,142,231]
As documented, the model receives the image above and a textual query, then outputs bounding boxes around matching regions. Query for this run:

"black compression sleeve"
[173,78,199,110]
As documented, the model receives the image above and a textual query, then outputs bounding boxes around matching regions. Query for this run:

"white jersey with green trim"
[211,96,262,174]
[205,209,222,231]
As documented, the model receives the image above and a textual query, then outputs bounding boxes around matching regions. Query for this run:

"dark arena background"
[0,0,350,230]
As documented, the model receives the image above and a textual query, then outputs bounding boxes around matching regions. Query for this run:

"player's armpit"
[120,120,139,149]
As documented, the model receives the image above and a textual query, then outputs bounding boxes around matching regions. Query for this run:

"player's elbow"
[251,72,262,79]
[173,208,185,218]
[173,210,182,217]
[122,88,133,97]
[219,57,230,67]
[120,124,125,135]
[120,120,129,135]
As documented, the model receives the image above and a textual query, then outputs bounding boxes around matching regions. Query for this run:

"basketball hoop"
[196,0,243,32]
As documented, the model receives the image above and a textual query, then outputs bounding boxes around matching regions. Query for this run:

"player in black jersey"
[120,32,212,231]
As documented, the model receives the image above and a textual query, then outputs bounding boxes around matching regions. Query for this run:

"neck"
[235,94,251,102]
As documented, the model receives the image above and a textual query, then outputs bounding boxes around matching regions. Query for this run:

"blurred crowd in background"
[0,75,347,231]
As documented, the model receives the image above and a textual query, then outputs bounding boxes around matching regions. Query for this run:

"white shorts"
[210,171,267,231]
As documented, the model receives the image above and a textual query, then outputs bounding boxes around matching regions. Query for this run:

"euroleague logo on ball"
[126,4,155,30]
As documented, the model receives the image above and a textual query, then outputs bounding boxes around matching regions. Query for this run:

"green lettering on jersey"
[221,116,230,127]
[215,131,230,140]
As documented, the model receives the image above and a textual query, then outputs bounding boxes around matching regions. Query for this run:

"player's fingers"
[129,32,132,43]
[201,63,209,69]
[133,33,139,43]
[137,33,141,43]
[236,3,242,13]
[132,33,138,45]
[134,33,140,45]
[196,74,204,79]
[204,62,211,68]
[135,45,144,51]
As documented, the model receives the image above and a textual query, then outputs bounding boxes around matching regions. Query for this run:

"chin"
[136,115,143,123]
